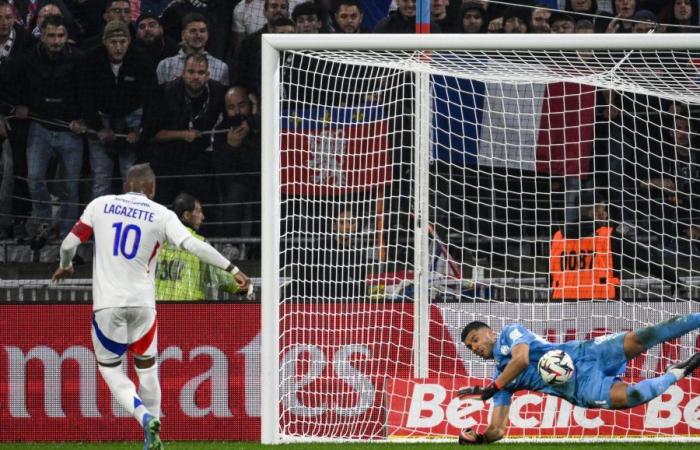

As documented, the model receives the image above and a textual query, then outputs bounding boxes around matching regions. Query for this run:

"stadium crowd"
[0,0,697,270]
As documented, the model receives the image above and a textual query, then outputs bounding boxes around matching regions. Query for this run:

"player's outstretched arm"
[495,343,529,389]
[52,233,81,282]
[459,405,509,445]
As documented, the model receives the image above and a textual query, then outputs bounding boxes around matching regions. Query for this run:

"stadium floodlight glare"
[261,33,700,443]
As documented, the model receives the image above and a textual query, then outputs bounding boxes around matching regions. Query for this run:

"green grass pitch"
[0,443,695,449]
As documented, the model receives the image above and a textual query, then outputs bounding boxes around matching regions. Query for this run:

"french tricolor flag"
[433,77,596,176]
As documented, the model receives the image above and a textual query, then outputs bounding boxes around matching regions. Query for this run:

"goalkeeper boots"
[667,352,700,381]
[142,413,164,450]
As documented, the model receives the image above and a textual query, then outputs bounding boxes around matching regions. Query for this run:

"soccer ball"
[538,349,574,385]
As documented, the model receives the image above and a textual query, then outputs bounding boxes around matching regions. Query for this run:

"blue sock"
[635,313,700,350]
[626,373,677,408]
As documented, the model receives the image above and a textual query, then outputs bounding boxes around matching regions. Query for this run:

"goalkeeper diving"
[457,315,700,444]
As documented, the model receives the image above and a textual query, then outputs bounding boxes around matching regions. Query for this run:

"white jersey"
[76,193,192,311]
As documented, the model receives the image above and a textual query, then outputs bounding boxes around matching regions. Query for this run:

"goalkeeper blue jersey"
[490,324,627,409]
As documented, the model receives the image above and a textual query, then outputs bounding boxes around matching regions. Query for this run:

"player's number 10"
[111,222,142,260]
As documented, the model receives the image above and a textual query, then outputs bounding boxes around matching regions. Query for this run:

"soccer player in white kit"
[52,164,251,450]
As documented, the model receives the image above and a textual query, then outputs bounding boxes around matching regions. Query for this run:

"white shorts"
[91,307,158,364]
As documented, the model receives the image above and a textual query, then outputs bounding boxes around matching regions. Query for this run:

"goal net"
[261,34,700,443]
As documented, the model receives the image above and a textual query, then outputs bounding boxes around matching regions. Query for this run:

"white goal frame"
[260,33,700,444]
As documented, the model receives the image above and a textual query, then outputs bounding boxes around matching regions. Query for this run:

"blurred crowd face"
[270,22,295,33]
[335,4,363,33]
[674,117,690,147]
[0,4,15,41]
[295,14,321,33]
[674,0,692,22]
[105,35,130,63]
[136,17,163,44]
[182,20,208,52]
[530,8,551,33]
[615,0,635,18]
[397,0,416,19]
[462,8,484,33]
[264,0,289,22]
[570,0,593,12]
[36,4,62,29]
[503,16,527,33]
[225,88,252,118]
[551,18,575,33]
[104,1,131,24]
[41,24,68,54]
[182,58,209,93]
[633,18,654,33]
[431,0,448,20]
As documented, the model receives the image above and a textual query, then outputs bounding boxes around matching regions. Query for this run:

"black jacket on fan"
[18,42,82,130]
[79,45,157,131]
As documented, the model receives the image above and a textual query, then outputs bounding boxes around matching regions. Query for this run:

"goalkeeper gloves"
[457,380,501,401]
[458,428,487,445]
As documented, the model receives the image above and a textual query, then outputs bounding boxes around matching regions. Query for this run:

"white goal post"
[261,34,700,443]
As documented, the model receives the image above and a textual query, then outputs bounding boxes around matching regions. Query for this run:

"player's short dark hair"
[40,14,66,31]
[172,192,198,218]
[461,321,490,343]
[0,0,11,7]
[292,1,322,22]
[181,12,209,31]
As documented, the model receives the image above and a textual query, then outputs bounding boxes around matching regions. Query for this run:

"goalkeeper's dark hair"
[461,321,490,343]
[172,192,198,219]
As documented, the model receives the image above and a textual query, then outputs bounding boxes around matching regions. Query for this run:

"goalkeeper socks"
[626,373,677,408]
[136,363,161,419]
[636,313,700,350]
[98,364,148,423]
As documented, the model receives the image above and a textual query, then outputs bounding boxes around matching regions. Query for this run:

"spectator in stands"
[565,0,598,18]
[575,18,595,32]
[550,191,679,301]
[80,0,134,52]
[80,20,156,199]
[292,1,323,33]
[630,9,657,33]
[160,0,230,59]
[212,86,260,245]
[0,0,33,239]
[460,1,486,33]
[374,0,440,33]
[59,0,102,42]
[550,11,576,33]
[607,0,637,33]
[31,2,62,38]
[155,192,246,300]
[230,0,301,50]
[501,6,529,33]
[156,12,229,85]
[333,0,366,33]
[529,5,552,33]
[636,104,700,264]
[15,14,83,239]
[432,0,457,32]
[285,205,373,301]
[666,0,698,33]
[231,15,294,97]
[147,53,225,208]
[132,12,178,65]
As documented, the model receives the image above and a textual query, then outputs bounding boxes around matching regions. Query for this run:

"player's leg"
[609,353,700,408]
[128,307,163,450]
[92,309,151,424]
[622,313,700,360]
